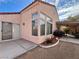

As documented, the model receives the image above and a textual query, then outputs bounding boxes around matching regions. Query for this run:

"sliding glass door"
[13,24,20,39]
[2,22,12,40]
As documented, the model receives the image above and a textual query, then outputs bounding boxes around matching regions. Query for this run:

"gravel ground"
[15,41,79,59]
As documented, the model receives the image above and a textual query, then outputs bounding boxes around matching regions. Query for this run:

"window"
[47,22,52,35]
[32,13,38,36]
[40,13,46,35]
[32,13,52,36]
[47,17,52,35]
[40,19,45,35]
[40,13,52,35]
[40,13,45,20]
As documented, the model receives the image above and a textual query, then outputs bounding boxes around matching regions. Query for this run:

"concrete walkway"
[0,39,37,59]
[16,41,79,59]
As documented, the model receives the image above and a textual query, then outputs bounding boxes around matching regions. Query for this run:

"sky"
[57,0,79,21]
[0,0,79,21]
[0,0,33,12]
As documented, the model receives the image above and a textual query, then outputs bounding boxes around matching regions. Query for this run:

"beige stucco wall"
[20,1,59,44]
[38,2,59,43]
[0,14,21,24]
[0,1,59,44]
[20,2,39,44]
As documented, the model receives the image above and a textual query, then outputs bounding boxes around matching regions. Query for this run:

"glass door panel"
[13,24,20,39]
[2,22,12,40]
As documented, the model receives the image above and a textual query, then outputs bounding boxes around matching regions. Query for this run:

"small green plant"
[64,28,70,34]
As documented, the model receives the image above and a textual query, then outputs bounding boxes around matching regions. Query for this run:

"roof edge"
[20,0,56,13]
[0,12,20,14]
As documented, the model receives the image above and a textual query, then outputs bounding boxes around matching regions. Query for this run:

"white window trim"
[39,13,53,36]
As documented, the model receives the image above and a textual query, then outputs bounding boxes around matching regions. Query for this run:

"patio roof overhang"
[57,21,79,27]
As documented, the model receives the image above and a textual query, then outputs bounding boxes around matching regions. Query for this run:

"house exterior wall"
[0,1,59,44]
[38,2,59,43]
[20,2,40,44]
[0,14,21,24]
[0,14,21,42]
[20,1,59,44]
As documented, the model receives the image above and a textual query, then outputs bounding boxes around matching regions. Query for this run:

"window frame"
[39,13,52,36]
[32,13,38,36]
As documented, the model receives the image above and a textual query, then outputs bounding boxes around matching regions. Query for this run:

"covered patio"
[57,21,79,34]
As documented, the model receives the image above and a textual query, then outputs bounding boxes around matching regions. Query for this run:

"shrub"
[53,30,65,38]
[64,28,70,34]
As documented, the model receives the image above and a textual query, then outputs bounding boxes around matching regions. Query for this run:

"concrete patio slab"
[60,37,79,44]
[16,41,79,59]
[0,39,37,59]
[14,39,37,50]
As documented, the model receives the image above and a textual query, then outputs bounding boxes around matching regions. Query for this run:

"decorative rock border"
[39,39,59,48]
